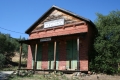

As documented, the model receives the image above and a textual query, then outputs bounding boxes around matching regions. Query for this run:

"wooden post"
[77,37,80,70]
[18,43,22,69]
[53,41,57,70]
[33,44,38,73]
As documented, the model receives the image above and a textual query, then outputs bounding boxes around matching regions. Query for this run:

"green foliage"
[90,10,120,74]
[0,33,28,68]
[0,33,15,61]
[0,54,5,68]
[1,66,18,71]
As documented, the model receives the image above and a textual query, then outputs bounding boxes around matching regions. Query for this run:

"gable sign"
[44,19,64,28]
[40,38,51,42]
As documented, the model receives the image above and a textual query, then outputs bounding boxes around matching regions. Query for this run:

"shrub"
[0,53,5,68]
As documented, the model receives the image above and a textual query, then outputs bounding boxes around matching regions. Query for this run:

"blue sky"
[0,0,120,38]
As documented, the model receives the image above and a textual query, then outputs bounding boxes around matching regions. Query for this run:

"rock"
[97,75,99,79]
[80,73,86,77]
[92,72,96,74]
[76,72,81,76]
[73,72,78,76]
[88,71,91,75]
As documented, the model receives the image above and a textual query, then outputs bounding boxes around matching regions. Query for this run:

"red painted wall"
[79,23,95,71]
[58,40,67,70]
[27,22,94,71]
[41,42,48,69]
[27,45,32,69]
[29,23,88,39]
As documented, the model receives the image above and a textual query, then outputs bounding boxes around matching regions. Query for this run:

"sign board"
[44,19,64,28]
[40,38,51,42]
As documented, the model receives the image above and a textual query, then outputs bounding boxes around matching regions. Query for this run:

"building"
[19,5,97,72]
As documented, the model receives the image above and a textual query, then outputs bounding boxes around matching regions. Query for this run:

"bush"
[0,53,5,68]
[89,10,120,74]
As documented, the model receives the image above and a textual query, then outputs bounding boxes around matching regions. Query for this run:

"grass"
[9,75,42,80]
[1,60,26,71]
[0,66,18,71]
[9,72,70,80]
[10,75,68,80]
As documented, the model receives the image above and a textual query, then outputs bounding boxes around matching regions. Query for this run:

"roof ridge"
[52,5,90,21]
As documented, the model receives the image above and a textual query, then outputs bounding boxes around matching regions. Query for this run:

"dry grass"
[12,53,26,63]
[1,53,27,71]
[10,73,120,80]
[77,74,120,80]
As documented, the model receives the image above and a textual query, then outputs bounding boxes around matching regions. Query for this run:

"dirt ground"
[86,74,120,80]
[11,73,120,80]
[65,73,120,80]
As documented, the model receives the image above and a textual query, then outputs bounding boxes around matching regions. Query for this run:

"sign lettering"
[44,19,64,28]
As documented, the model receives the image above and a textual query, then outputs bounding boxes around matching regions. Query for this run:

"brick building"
[19,6,97,72]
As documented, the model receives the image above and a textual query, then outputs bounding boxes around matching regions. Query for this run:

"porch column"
[33,44,38,73]
[18,43,22,69]
[77,37,80,70]
[53,41,57,70]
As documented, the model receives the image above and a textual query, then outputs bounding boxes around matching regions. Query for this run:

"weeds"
[9,71,69,80]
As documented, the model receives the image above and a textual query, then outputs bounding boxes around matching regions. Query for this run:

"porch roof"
[19,32,86,44]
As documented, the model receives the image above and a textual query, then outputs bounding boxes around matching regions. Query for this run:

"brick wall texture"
[27,22,94,71]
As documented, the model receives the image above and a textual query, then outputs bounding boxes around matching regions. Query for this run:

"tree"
[8,36,28,59]
[0,54,5,68]
[90,10,120,74]
[0,32,28,68]
[0,33,15,68]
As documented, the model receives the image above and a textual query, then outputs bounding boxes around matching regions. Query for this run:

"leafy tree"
[0,54,5,68]
[0,33,16,66]
[0,33,28,68]
[9,36,28,59]
[90,10,120,74]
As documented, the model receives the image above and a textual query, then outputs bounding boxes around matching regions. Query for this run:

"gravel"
[0,71,14,80]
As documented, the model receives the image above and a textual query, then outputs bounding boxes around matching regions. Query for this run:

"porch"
[18,33,88,73]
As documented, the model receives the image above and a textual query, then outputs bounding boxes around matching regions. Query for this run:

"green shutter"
[72,39,77,70]
[66,40,72,69]
[66,39,77,70]
[48,42,54,69]
[36,43,42,69]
